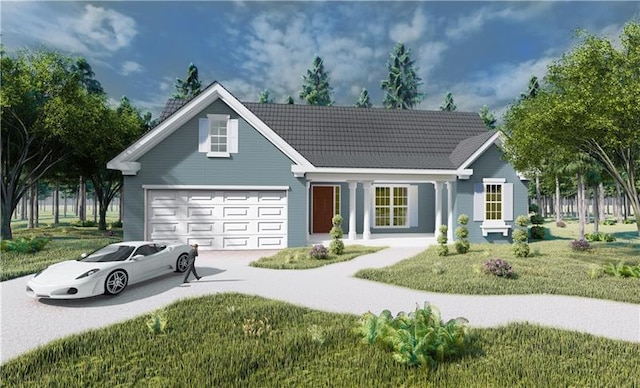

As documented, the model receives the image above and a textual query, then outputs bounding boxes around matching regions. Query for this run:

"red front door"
[312,186,334,233]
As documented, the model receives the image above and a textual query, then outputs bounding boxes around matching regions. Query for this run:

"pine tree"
[299,55,334,106]
[258,89,274,103]
[479,105,497,130]
[173,63,202,99]
[439,92,457,111]
[355,88,372,108]
[381,42,424,109]
[285,95,294,104]
[520,75,540,100]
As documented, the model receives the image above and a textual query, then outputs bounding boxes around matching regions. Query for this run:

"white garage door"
[146,189,288,250]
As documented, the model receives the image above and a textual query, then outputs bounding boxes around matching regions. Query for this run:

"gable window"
[375,186,408,227]
[474,178,513,236]
[199,114,238,157]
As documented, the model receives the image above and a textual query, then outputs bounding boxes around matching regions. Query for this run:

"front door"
[312,186,334,233]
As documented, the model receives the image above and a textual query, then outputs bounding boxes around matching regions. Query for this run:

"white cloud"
[389,9,428,43]
[121,61,144,76]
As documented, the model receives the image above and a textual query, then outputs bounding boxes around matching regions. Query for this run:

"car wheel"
[104,270,128,295]
[176,253,189,273]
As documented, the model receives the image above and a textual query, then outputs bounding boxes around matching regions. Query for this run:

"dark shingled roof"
[243,103,491,169]
[158,95,494,170]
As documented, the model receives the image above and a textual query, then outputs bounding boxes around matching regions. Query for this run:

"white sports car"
[26,241,191,299]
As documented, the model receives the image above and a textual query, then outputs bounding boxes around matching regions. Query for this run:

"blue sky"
[3,1,639,120]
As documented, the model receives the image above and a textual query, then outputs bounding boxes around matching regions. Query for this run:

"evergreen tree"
[355,88,372,108]
[479,105,497,129]
[173,63,202,99]
[520,75,540,100]
[72,57,104,95]
[257,89,274,103]
[285,95,294,104]
[299,55,333,106]
[439,92,457,111]
[381,42,424,109]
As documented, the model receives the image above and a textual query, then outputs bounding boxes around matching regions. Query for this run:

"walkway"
[1,246,639,364]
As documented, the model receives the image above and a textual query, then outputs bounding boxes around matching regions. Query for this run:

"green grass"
[250,245,384,269]
[356,220,640,304]
[1,294,638,387]
[1,226,122,281]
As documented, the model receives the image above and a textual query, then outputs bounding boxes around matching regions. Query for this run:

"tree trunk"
[21,195,27,220]
[1,196,15,239]
[28,184,35,229]
[93,194,98,223]
[54,181,60,225]
[577,174,586,240]
[64,190,68,218]
[78,176,86,222]
[598,182,605,221]
[555,176,562,222]
[535,173,541,214]
[34,182,39,228]
[615,181,623,223]
[593,185,599,234]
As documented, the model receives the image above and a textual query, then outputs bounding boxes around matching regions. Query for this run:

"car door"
[128,244,166,283]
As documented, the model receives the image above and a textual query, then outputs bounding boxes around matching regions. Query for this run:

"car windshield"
[81,245,135,262]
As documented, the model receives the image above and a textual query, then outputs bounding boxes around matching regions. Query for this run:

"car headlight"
[76,268,100,279]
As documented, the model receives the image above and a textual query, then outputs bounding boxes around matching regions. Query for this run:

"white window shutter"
[198,118,210,153]
[503,183,514,221]
[228,119,239,153]
[409,185,419,227]
[473,183,485,221]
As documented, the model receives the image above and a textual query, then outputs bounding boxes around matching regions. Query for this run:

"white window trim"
[199,114,238,158]
[479,178,511,236]
[373,184,410,228]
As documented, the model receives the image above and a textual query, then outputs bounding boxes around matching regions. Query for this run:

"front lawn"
[250,245,384,269]
[1,294,638,387]
[355,221,640,304]
[1,226,122,281]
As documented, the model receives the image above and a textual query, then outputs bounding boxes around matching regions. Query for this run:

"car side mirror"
[132,254,145,261]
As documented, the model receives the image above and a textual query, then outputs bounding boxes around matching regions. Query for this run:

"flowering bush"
[570,239,592,252]
[309,244,329,259]
[482,258,515,278]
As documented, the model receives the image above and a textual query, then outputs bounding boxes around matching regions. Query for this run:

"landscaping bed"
[250,245,384,270]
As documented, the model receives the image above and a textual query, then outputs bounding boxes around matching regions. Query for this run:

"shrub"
[512,229,528,243]
[309,244,329,260]
[110,220,123,228]
[603,262,640,278]
[602,219,617,226]
[455,240,470,255]
[512,214,530,258]
[515,215,530,228]
[0,236,52,253]
[585,232,616,243]
[454,214,470,254]
[454,226,469,239]
[570,239,592,252]
[512,242,530,258]
[530,226,546,240]
[483,258,515,278]
[437,225,448,256]
[73,220,97,227]
[355,303,469,368]
[623,218,636,225]
[329,215,344,255]
[530,214,545,225]
[528,204,539,214]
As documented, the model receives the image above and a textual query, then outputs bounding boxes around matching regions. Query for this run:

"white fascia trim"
[292,166,461,176]
[455,168,474,179]
[106,161,141,175]
[457,131,501,170]
[142,185,290,191]
[483,178,506,184]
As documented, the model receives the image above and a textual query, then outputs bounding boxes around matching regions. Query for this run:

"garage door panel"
[147,189,287,250]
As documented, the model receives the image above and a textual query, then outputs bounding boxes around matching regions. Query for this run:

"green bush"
[528,204,539,214]
[515,215,530,228]
[530,226,546,240]
[603,262,640,278]
[110,220,123,228]
[602,219,617,226]
[355,303,469,368]
[454,240,470,255]
[623,218,636,224]
[454,214,470,254]
[512,215,530,258]
[437,225,448,256]
[512,229,528,243]
[585,232,616,243]
[329,215,345,255]
[512,242,530,258]
[73,220,97,227]
[454,226,468,239]
[530,214,545,225]
[0,236,52,253]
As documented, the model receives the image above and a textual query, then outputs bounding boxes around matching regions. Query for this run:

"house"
[107,82,528,250]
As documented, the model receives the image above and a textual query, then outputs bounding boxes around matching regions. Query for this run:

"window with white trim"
[375,186,408,227]
[199,114,239,157]
[473,178,513,236]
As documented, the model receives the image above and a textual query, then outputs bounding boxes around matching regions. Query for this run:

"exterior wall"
[122,99,307,247]
[455,145,528,243]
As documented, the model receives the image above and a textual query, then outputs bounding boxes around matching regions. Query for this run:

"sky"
[2,1,639,121]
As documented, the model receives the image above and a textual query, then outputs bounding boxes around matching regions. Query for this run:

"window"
[474,178,513,236]
[375,186,408,227]
[199,115,238,157]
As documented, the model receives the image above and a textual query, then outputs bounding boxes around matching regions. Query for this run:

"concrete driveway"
[2,247,639,364]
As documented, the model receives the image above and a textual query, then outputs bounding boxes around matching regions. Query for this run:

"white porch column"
[435,181,443,231]
[362,181,372,240]
[348,181,357,240]
[446,181,454,242]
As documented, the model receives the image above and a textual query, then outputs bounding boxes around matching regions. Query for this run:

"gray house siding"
[455,145,528,243]
[122,99,307,247]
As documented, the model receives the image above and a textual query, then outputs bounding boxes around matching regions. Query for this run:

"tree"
[479,105,497,130]
[520,76,540,100]
[299,55,333,106]
[1,47,88,239]
[381,42,424,109]
[355,88,372,108]
[257,89,274,103]
[503,22,640,235]
[72,57,104,95]
[173,63,202,99]
[285,95,294,104]
[439,92,457,111]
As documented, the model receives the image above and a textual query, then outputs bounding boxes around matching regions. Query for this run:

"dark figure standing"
[183,244,201,283]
